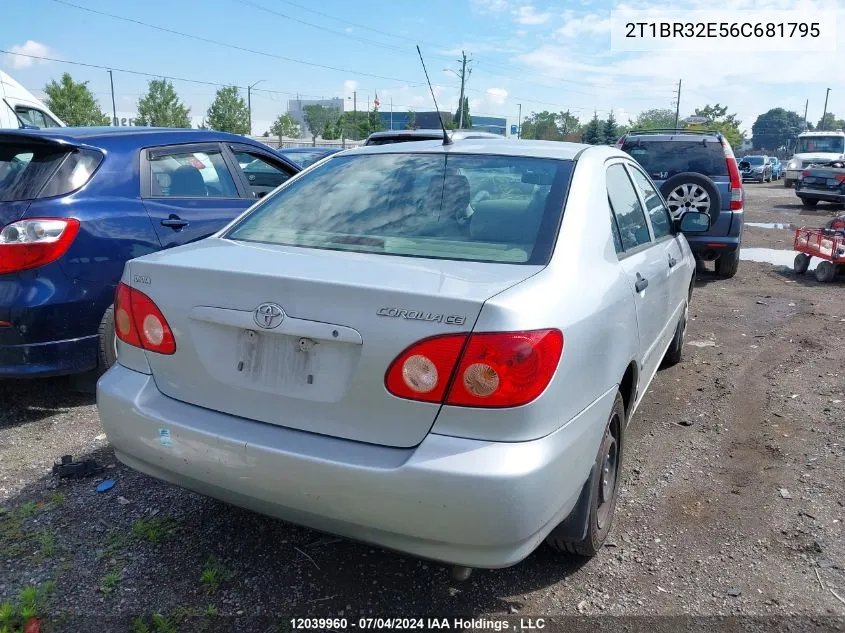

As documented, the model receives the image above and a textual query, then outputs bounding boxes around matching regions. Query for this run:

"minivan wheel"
[97,305,118,374]
[545,392,625,558]
[662,302,687,367]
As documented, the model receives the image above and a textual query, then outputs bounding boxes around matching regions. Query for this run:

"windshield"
[744,156,764,165]
[225,153,573,265]
[796,136,845,154]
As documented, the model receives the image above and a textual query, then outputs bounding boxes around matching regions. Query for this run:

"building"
[287,98,343,139]
[377,111,508,136]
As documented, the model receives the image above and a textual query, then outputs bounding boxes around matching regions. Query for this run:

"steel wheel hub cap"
[597,421,620,529]
[667,184,710,218]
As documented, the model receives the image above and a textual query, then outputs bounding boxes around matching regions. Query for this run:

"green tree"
[582,112,602,145]
[454,97,471,129]
[751,108,805,151]
[368,106,385,135]
[302,104,338,145]
[558,110,581,137]
[269,113,300,139]
[602,111,619,145]
[688,103,743,148]
[404,110,417,130]
[322,118,340,140]
[519,111,561,140]
[206,86,249,134]
[628,108,677,130]
[136,79,191,128]
[43,73,110,126]
[817,112,845,131]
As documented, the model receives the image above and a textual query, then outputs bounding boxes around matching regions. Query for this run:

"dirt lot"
[1,181,844,632]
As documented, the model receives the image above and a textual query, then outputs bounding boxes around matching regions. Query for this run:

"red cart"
[793,226,845,282]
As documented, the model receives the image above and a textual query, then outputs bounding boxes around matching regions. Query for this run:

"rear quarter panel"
[431,148,640,442]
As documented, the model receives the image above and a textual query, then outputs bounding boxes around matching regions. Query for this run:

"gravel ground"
[1,181,844,632]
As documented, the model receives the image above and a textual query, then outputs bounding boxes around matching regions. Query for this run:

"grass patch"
[45,492,66,508]
[203,604,218,617]
[0,583,54,632]
[100,571,120,594]
[37,531,57,558]
[132,517,176,543]
[199,560,225,593]
[101,529,132,560]
[131,614,178,633]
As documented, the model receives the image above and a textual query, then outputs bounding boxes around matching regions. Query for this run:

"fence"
[248,136,363,150]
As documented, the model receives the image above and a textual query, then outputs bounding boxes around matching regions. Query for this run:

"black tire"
[546,392,625,557]
[815,260,836,283]
[784,179,793,188]
[97,305,118,374]
[794,253,811,275]
[801,197,819,209]
[662,301,688,367]
[659,172,722,226]
[715,249,740,278]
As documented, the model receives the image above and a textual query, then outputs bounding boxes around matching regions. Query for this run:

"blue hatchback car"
[0,127,299,378]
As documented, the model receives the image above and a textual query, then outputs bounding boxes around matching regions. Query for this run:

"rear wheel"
[815,260,836,283]
[546,392,625,557]
[801,198,819,209]
[662,302,687,367]
[97,305,118,374]
[715,249,740,278]
[793,253,811,275]
[784,179,794,188]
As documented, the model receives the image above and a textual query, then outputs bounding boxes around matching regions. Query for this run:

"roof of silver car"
[347,138,601,160]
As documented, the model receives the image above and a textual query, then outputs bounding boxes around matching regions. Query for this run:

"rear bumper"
[796,189,845,204]
[684,209,742,257]
[0,335,99,378]
[97,365,614,568]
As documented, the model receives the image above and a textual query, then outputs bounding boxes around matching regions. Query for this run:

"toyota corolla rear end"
[97,146,613,568]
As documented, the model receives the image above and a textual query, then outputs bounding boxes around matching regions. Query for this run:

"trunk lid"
[128,238,542,447]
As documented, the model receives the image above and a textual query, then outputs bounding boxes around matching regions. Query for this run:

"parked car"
[618,129,744,278]
[1,70,64,129]
[363,129,504,146]
[276,147,342,169]
[738,155,773,183]
[97,138,710,570]
[770,157,784,180]
[0,127,299,379]
[794,159,845,209]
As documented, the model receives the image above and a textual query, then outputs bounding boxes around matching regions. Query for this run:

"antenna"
[416,45,451,145]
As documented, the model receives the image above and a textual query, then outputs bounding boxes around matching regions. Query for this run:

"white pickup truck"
[783,130,845,188]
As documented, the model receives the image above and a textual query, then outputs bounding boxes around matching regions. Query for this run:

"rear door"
[606,162,668,383]
[141,143,251,248]
[626,163,688,323]
[226,143,298,199]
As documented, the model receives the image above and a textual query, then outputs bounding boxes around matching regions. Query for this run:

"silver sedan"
[97,139,710,570]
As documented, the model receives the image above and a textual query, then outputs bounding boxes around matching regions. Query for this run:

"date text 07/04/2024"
[290,617,548,630]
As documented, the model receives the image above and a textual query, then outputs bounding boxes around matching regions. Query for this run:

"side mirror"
[676,211,711,233]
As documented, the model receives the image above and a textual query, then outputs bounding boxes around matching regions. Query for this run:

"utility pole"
[517,103,522,139]
[107,70,117,126]
[803,99,809,130]
[353,91,357,140]
[821,88,831,130]
[390,98,393,130]
[247,80,265,136]
[673,79,682,128]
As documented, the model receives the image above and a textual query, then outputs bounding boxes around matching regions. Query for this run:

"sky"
[1,0,843,136]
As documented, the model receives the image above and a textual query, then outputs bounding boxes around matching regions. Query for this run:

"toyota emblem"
[254,302,285,329]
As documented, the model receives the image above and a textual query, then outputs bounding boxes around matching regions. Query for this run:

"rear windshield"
[225,153,573,264]
[620,139,728,179]
[0,142,102,202]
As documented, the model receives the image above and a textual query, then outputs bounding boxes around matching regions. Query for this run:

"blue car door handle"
[161,215,189,230]
[635,273,649,292]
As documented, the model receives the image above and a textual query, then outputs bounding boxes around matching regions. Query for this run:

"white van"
[0,70,64,129]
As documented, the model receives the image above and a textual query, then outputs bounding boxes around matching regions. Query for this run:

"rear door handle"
[668,254,677,268]
[161,215,189,230]
[635,273,649,292]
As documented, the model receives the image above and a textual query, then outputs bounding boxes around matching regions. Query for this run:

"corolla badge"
[254,303,285,329]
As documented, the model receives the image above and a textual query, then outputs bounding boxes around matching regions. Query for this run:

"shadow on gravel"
[0,377,94,428]
[1,445,592,630]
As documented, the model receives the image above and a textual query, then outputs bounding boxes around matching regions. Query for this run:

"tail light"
[114,282,176,355]
[834,174,845,183]
[802,171,810,178]
[385,329,563,408]
[0,218,80,274]
[721,140,743,211]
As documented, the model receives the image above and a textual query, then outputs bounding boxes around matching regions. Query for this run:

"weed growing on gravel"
[37,531,56,558]
[16,502,37,520]
[203,605,218,617]
[132,517,176,543]
[200,561,224,593]
[131,614,179,633]
[45,492,66,508]
[101,529,131,559]
[100,571,120,594]
[0,582,54,632]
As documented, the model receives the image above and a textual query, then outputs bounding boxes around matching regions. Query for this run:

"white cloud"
[515,29,528,37]
[486,87,509,105]
[343,79,359,93]
[513,5,553,25]
[556,13,611,38]
[4,40,54,69]
[470,0,512,13]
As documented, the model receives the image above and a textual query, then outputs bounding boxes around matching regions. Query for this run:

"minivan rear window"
[226,153,573,264]
[621,140,728,180]
[0,143,102,202]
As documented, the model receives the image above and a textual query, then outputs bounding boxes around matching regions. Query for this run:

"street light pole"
[107,70,117,126]
[247,80,265,136]
[517,103,522,139]
[821,88,831,130]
